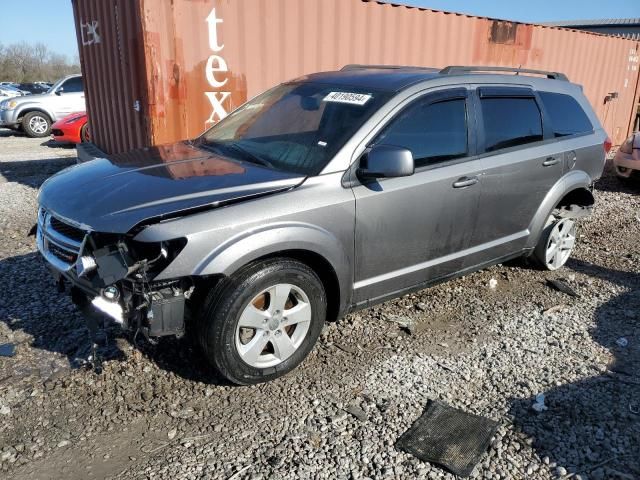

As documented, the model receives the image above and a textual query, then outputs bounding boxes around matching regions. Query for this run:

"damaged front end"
[36,207,191,342]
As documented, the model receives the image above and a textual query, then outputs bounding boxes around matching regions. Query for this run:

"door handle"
[542,156,559,166]
[452,176,478,188]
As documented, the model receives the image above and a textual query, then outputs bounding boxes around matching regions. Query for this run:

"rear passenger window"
[481,97,543,152]
[539,92,593,137]
[376,98,467,168]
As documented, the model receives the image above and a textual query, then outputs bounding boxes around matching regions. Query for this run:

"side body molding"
[525,169,594,249]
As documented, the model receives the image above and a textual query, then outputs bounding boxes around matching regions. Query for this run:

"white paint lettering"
[205,55,229,88]
[206,8,224,52]
[205,8,230,124]
[205,92,231,123]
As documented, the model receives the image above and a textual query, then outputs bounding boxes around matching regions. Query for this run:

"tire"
[198,258,326,385]
[533,215,577,271]
[22,111,51,138]
[80,124,90,143]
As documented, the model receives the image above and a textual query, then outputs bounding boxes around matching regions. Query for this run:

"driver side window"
[60,77,84,93]
[375,96,468,168]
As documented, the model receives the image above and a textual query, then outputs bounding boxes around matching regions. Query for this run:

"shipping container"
[72,0,640,154]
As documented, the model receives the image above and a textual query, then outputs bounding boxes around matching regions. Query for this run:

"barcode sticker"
[323,92,372,106]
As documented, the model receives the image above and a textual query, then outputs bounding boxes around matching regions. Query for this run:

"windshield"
[199,82,391,176]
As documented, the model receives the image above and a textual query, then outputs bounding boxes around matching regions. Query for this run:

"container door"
[352,89,482,305]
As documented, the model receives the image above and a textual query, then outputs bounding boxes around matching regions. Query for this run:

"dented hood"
[38,142,305,233]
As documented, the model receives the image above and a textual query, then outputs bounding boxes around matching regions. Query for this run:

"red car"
[51,112,89,144]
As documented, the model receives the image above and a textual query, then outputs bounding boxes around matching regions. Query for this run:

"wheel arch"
[17,106,55,123]
[526,170,595,250]
[187,224,353,320]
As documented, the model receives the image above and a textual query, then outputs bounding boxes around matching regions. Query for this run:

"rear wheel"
[198,258,326,385]
[22,111,51,138]
[533,215,577,270]
[80,124,90,143]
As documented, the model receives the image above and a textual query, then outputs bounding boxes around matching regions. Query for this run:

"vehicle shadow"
[508,259,640,478]
[40,139,76,149]
[0,158,76,188]
[0,128,24,138]
[594,162,640,195]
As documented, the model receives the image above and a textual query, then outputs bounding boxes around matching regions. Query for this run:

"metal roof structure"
[541,18,640,40]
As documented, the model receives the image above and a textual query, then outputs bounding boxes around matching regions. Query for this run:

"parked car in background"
[0,85,24,98]
[0,74,85,137]
[17,83,50,95]
[613,132,640,181]
[36,66,607,384]
[0,82,19,88]
[51,112,89,144]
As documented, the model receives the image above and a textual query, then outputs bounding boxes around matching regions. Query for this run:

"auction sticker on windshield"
[323,92,372,106]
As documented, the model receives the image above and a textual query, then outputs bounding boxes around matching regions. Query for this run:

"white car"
[613,132,639,181]
[0,85,23,98]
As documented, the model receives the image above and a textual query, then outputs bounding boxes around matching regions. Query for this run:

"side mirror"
[55,87,64,95]
[357,144,415,179]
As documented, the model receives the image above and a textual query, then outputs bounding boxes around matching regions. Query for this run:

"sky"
[0,0,638,59]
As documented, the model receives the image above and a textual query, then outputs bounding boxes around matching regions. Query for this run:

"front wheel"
[198,258,326,385]
[22,111,51,138]
[533,215,577,270]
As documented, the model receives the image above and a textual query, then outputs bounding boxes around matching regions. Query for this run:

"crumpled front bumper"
[613,150,640,178]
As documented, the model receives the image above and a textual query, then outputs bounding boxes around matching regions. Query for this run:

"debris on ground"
[546,279,580,298]
[489,278,498,289]
[0,343,16,357]
[396,400,500,477]
[345,404,368,422]
[616,337,629,348]
[386,315,417,335]
[543,305,567,316]
[531,393,548,413]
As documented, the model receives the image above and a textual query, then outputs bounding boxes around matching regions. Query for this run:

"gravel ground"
[0,129,638,480]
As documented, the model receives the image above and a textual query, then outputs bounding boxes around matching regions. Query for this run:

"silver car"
[36,66,607,384]
[0,74,85,137]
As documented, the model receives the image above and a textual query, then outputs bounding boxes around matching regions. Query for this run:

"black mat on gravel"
[396,400,500,477]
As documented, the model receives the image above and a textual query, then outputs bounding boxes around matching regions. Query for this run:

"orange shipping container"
[72,0,640,154]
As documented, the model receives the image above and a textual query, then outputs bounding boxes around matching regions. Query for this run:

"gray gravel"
[0,130,638,479]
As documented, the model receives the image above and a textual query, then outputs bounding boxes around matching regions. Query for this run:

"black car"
[17,83,50,95]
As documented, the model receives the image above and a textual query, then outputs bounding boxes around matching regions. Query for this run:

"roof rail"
[439,65,569,81]
[341,64,437,72]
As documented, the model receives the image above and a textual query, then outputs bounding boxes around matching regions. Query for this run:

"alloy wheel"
[235,283,312,368]
[28,115,49,135]
[544,218,576,270]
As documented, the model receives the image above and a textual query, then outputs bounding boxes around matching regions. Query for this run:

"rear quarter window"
[539,91,593,137]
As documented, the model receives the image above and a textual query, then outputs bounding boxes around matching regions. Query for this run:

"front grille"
[50,217,86,242]
[48,243,78,263]
[36,208,88,272]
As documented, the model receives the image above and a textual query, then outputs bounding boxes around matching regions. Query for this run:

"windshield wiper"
[225,142,276,170]
[199,140,275,169]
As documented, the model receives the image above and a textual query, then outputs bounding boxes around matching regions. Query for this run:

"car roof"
[300,65,573,93]
[301,67,441,92]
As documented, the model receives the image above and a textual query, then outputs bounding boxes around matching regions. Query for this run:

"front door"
[352,89,483,305]
[51,77,85,119]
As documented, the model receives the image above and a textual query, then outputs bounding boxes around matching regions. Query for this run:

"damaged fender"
[525,169,595,250]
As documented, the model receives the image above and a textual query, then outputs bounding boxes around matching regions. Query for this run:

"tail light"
[619,135,634,154]
[604,136,612,154]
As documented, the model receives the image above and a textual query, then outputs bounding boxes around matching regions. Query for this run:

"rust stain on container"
[72,0,640,154]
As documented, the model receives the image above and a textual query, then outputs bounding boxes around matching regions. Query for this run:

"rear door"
[467,86,563,266]
[352,88,484,304]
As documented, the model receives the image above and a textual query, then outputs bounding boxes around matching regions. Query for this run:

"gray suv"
[0,74,85,137]
[36,66,607,384]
